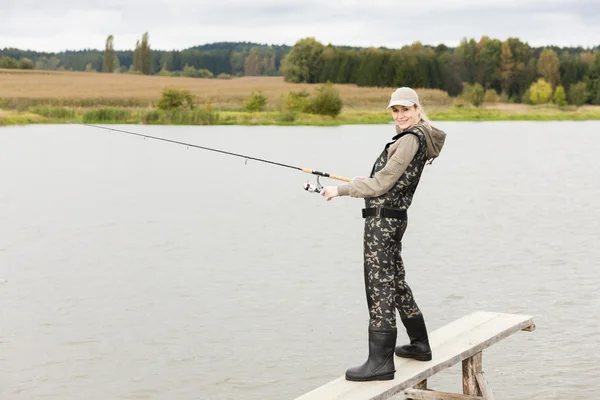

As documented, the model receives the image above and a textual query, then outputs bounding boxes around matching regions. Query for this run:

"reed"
[0,111,45,126]
[139,109,219,125]
[82,107,134,123]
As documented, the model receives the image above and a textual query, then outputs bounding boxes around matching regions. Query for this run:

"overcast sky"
[1,0,599,53]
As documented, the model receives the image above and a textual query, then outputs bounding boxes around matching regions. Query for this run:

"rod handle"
[301,168,351,182]
[329,174,351,182]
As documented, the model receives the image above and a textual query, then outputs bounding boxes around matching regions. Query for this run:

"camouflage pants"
[363,216,422,330]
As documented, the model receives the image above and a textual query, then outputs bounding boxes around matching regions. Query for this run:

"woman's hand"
[321,186,339,201]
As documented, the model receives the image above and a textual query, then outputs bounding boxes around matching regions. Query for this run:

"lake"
[1,122,599,400]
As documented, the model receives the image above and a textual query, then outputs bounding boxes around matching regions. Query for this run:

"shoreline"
[0,107,600,126]
[2,105,600,127]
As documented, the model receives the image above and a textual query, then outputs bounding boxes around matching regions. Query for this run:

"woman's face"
[391,105,419,130]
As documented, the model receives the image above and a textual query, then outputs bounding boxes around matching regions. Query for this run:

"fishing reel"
[304,175,323,194]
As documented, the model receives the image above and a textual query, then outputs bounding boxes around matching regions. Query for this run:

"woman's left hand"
[321,186,339,201]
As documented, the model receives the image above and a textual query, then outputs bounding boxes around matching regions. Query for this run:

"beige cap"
[386,87,420,109]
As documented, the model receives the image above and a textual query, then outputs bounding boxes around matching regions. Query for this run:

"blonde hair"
[416,104,432,129]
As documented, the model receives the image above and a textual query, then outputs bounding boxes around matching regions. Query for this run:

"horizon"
[2,0,599,53]
[3,37,600,55]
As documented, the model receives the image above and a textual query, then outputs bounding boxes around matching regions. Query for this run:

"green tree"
[585,52,600,104]
[230,51,245,76]
[133,40,142,72]
[436,52,464,96]
[553,85,567,106]
[506,38,536,100]
[500,40,514,95]
[103,34,115,73]
[19,57,34,69]
[455,37,477,84]
[537,48,560,88]
[477,36,502,91]
[243,47,276,76]
[281,37,324,83]
[559,55,588,90]
[0,56,19,69]
[568,82,587,106]
[112,56,120,73]
[140,32,152,75]
[131,33,152,74]
[529,78,553,104]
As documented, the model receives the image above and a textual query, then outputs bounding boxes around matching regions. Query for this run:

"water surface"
[1,122,599,399]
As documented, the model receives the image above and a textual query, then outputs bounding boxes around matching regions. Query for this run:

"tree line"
[281,37,600,105]
[1,33,599,104]
[0,34,290,79]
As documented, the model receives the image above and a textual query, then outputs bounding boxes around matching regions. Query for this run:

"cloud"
[0,0,598,52]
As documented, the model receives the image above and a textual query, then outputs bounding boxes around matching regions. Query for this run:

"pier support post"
[462,352,482,397]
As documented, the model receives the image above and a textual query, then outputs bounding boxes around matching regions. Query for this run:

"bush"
[243,91,268,112]
[216,73,232,79]
[521,88,533,105]
[553,85,567,106]
[483,89,500,103]
[282,90,311,112]
[182,65,214,78]
[0,56,19,69]
[461,83,485,107]
[275,112,297,123]
[452,97,468,108]
[306,82,342,117]
[529,78,553,104]
[157,64,179,77]
[19,58,34,69]
[157,88,194,111]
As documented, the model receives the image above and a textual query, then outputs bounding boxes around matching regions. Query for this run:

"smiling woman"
[387,87,434,131]
[319,87,447,381]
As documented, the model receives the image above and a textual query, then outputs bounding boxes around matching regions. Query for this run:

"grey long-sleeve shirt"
[337,134,419,198]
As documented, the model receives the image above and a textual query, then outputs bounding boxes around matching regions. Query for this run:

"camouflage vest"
[365,126,428,211]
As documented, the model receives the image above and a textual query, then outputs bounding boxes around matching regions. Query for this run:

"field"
[0,68,452,111]
[1,68,600,126]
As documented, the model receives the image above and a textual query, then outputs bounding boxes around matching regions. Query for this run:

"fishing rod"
[72,122,351,193]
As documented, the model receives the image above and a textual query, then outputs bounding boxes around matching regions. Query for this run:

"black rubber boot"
[345,328,397,381]
[395,315,432,361]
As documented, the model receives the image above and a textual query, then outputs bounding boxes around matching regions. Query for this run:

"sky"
[1,0,599,53]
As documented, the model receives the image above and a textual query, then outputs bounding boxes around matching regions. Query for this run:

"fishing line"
[72,122,351,192]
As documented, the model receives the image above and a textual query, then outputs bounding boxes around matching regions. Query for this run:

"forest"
[1,33,599,106]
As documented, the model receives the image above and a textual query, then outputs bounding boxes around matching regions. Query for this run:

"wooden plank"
[522,324,536,332]
[475,373,495,400]
[294,311,534,400]
[462,352,482,396]
[404,388,483,400]
[414,380,427,390]
[295,312,494,400]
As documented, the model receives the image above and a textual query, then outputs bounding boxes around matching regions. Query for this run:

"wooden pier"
[295,311,535,400]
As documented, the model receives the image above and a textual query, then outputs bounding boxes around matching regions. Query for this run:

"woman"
[321,87,446,382]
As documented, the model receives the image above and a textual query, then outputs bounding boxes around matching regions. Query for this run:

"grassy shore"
[3,106,600,127]
[2,68,599,126]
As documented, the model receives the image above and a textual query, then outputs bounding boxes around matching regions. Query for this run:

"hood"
[396,123,446,163]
